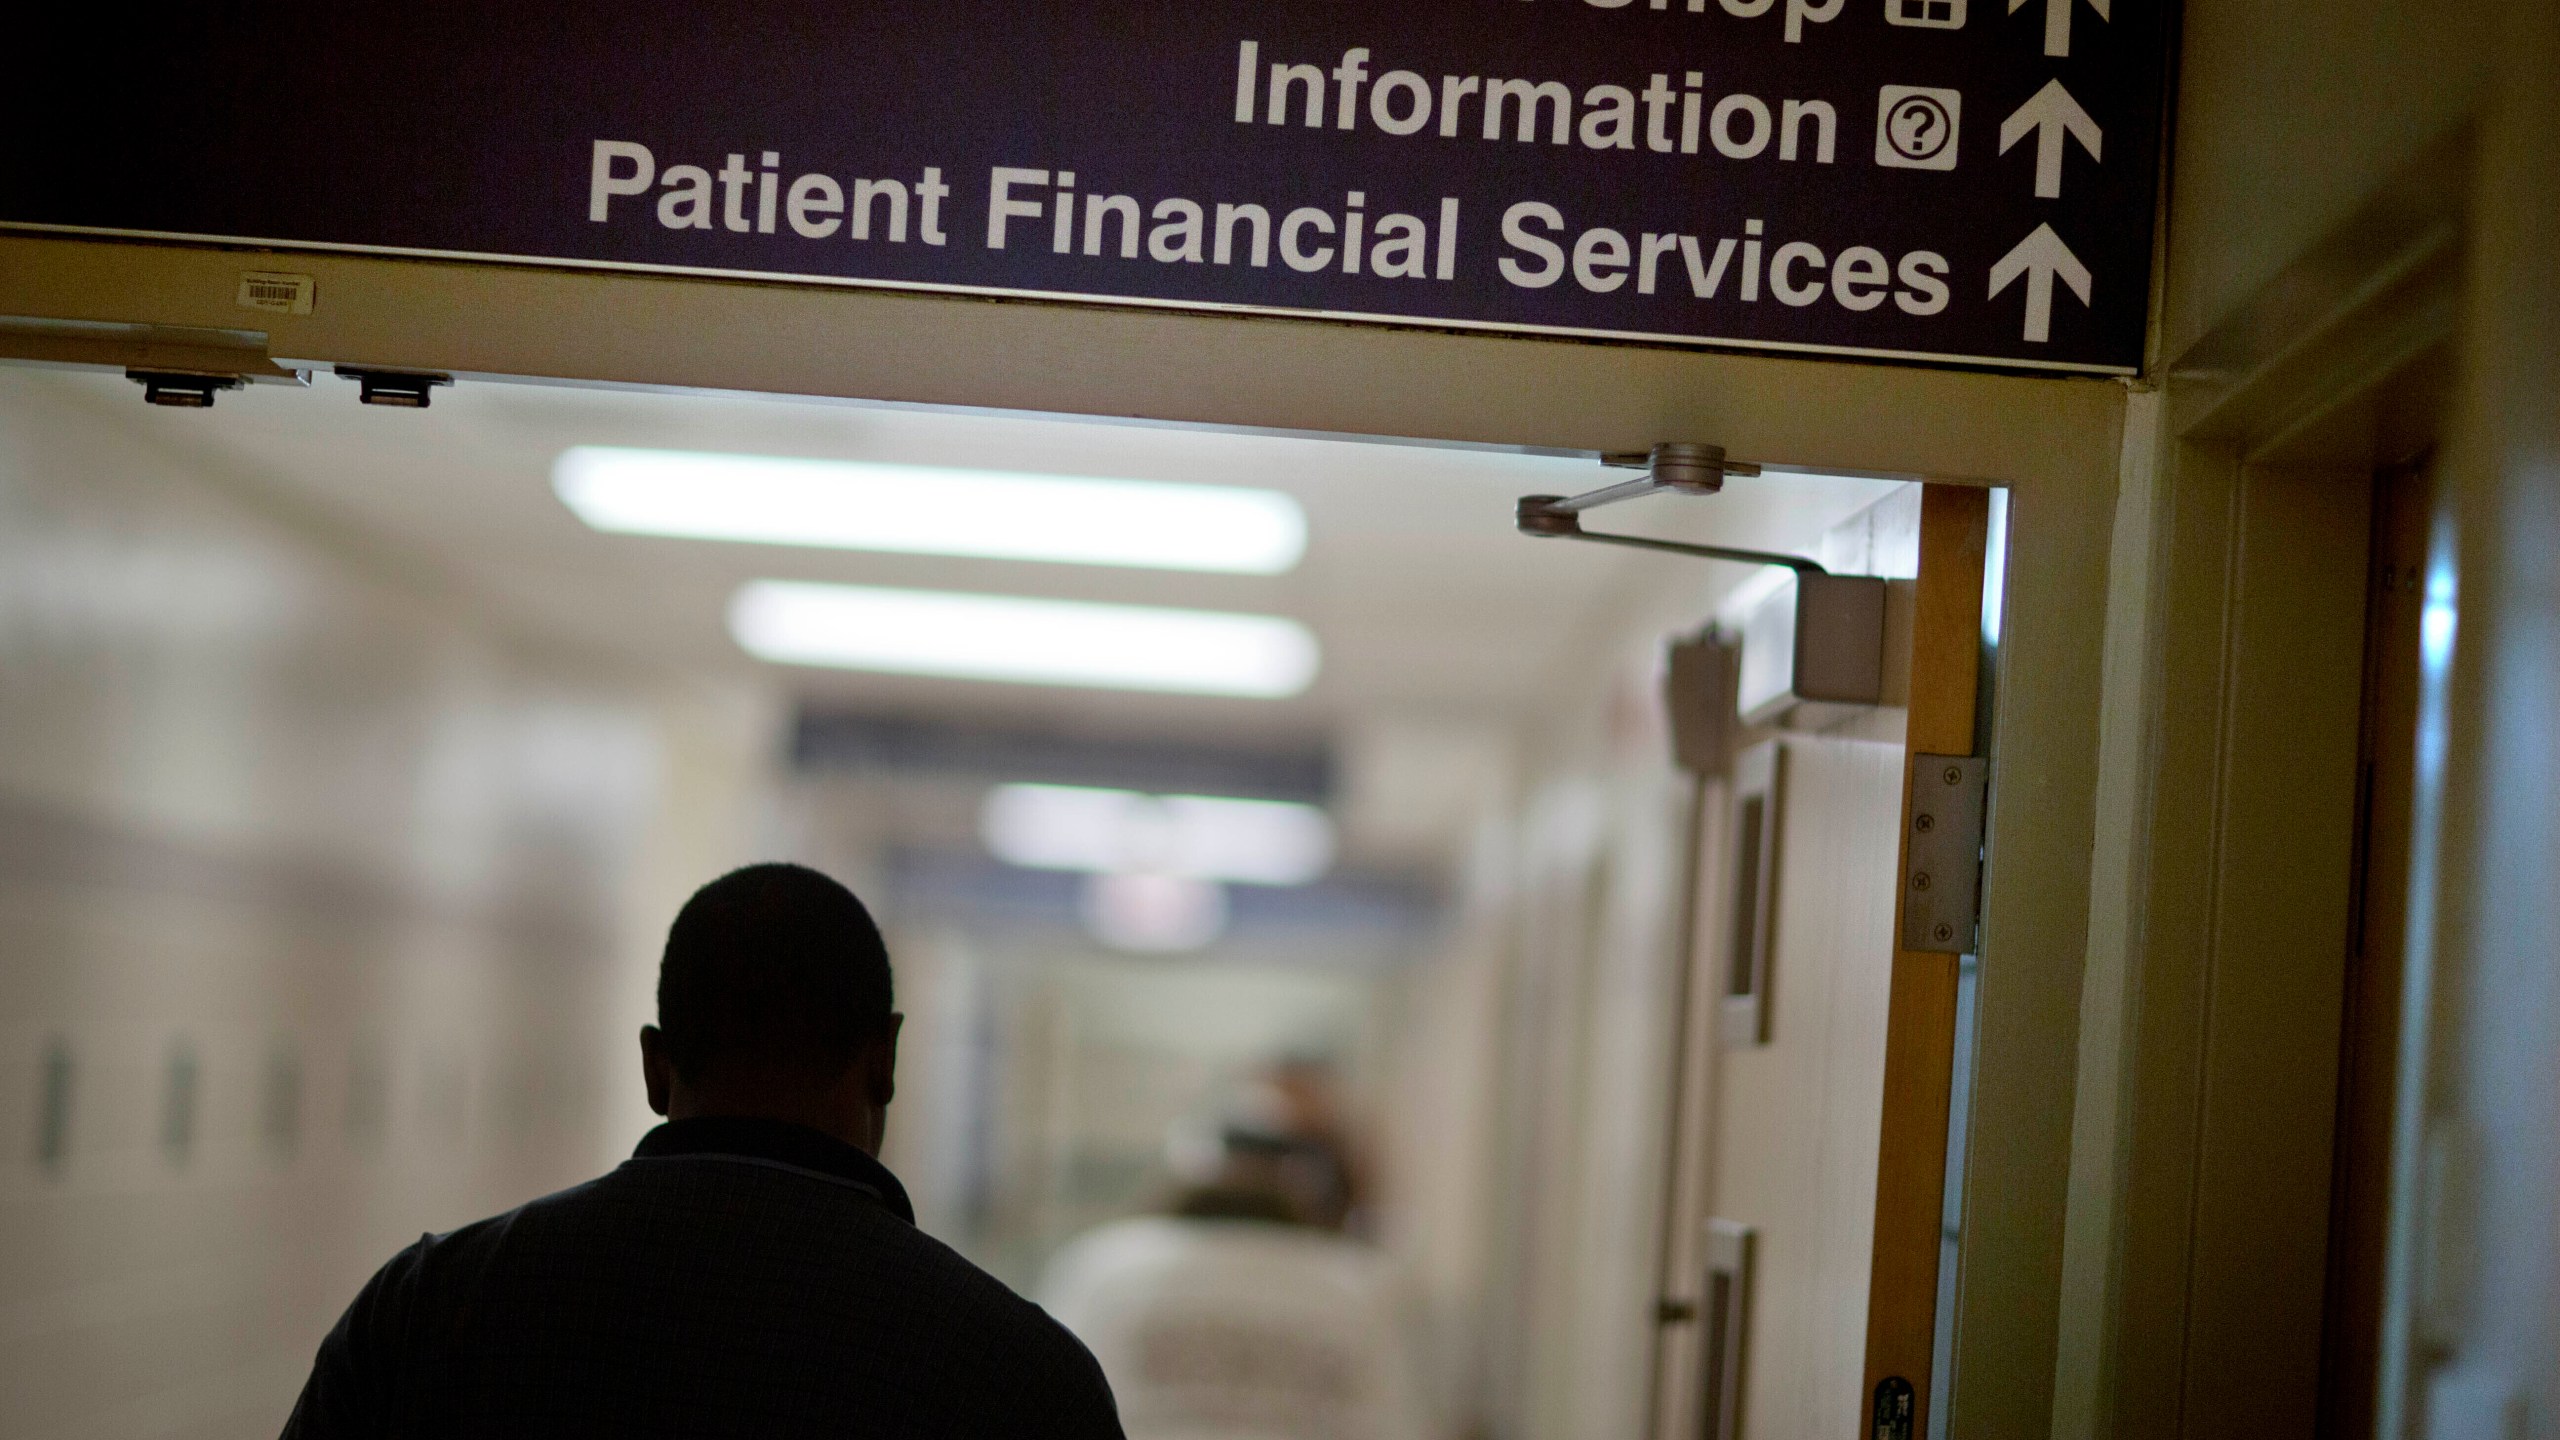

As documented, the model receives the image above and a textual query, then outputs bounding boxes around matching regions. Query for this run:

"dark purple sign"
[5,1,2170,374]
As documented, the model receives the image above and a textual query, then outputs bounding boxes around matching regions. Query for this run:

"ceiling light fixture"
[556,446,1307,574]
[729,581,1320,697]
[980,783,1335,886]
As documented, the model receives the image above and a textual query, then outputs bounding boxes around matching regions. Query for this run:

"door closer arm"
[1515,443,1828,574]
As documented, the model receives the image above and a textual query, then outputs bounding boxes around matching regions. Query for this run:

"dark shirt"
[281,1117,1123,1439]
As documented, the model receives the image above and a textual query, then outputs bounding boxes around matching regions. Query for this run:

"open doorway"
[0,364,1981,1439]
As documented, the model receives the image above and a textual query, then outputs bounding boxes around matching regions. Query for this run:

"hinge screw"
[1943,765,1964,786]
[1914,812,1936,833]
[1933,922,1957,944]
[1913,871,1933,891]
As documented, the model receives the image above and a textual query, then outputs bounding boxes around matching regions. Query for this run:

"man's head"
[639,863,902,1153]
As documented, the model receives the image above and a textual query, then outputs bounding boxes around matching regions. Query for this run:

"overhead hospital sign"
[4,1,2170,375]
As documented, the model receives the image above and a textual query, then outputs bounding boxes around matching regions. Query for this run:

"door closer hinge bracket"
[1902,753,1987,954]
[1594,442,1763,485]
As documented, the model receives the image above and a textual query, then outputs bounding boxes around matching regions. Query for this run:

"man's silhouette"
[282,863,1123,1438]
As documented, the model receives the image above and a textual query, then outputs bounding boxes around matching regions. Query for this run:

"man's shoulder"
[394,1171,611,1269]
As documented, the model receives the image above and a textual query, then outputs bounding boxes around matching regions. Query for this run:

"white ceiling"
[74,369,1902,756]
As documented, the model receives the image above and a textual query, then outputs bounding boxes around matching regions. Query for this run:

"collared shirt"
[634,1114,918,1219]
[282,1117,1123,1439]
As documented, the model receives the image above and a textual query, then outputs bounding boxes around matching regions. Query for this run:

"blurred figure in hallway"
[1260,1054,1372,1234]
[1041,1077,1430,1440]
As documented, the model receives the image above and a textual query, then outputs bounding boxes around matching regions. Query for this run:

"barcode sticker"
[236,272,315,316]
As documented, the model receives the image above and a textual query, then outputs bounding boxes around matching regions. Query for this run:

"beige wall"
[2050,1,2554,1437]
[1366,532,1724,1440]
[0,372,771,1439]
[2163,0,2491,355]
[2384,2,2560,1432]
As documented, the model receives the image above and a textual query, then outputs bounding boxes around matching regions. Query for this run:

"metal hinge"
[1901,753,1987,953]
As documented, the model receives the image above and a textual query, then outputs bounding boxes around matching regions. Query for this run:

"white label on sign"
[236,272,315,316]
[1875,86,1962,170]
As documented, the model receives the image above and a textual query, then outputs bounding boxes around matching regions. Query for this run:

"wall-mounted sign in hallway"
[4,1,2169,375]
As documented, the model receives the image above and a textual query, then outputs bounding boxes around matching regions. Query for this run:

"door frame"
[2044,131,2469,1440]
[0,226,2124,1431]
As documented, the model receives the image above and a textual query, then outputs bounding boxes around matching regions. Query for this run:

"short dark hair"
[655,863,894,1082]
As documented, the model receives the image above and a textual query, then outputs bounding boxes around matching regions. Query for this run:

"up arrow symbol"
[2009,0,2109,58]
[2000,80,2103,197]
[1989,224,2093,343]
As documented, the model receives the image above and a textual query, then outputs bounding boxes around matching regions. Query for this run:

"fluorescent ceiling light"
[729,580,1319,697]
[981,783,1335,886]
[555,446,1306,574]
